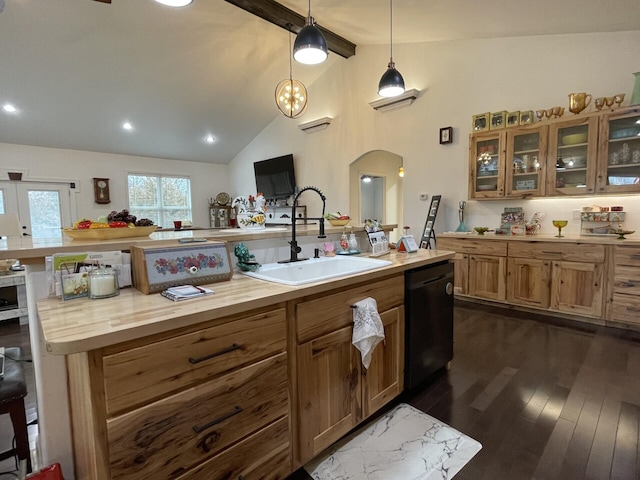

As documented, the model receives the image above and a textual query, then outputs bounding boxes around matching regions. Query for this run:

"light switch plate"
[572,209,581,220]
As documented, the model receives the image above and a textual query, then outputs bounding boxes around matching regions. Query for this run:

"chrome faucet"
[280,186,326,263]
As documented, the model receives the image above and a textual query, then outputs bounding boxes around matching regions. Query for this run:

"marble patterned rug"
[305,403,482,480]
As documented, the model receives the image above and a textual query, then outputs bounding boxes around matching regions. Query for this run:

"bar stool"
[0,347,32,475]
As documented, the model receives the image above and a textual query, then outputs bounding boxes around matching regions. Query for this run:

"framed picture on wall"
[439,127,453,144]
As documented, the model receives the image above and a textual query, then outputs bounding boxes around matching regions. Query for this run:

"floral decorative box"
[130,241,232,294]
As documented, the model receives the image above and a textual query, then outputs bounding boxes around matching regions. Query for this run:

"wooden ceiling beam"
[224,0,356,59]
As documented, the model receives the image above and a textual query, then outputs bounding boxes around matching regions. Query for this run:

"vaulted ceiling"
[0,0,638,164]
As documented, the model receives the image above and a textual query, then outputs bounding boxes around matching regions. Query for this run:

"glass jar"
[89,268,119,299]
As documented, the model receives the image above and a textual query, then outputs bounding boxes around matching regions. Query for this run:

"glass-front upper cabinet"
[469,131,505,199]
[546,116,598,196]
[505,126,547,198]
[596,107,640,194]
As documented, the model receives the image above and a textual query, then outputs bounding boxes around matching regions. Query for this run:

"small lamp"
[0,214,22,239]
[293,0,328,65]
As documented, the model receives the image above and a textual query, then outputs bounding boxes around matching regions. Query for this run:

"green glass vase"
[631,72,640,106]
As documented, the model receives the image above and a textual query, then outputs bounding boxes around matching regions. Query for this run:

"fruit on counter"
[134,218,154,226]
[325,212,350,220]
[89,222,110,229]
[108,221,128,228]
[97,215,108,224]
[73,219,92,229]
[108,209,137,225]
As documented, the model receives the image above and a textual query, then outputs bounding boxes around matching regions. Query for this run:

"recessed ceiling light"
[154,0,193,7]
[205,135,215,144]
[2,104,17,113]
[122,122,133,131]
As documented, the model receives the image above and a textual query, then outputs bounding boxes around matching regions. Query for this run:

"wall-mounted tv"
[254,154,297,201]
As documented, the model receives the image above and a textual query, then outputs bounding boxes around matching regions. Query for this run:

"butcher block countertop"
[37,249,453,355]
[440,232,640,245]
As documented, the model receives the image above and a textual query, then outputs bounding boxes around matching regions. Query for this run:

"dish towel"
[352,297,385,369]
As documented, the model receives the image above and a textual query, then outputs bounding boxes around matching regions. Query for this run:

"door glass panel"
[476,138,500,192]
[511,132,541,192]
[605,115,640,186]
[555,125,589,189]
[27,190,62,240]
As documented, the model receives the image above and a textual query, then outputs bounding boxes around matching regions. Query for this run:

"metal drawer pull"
[189,343,242,364]
[193,405,243,433]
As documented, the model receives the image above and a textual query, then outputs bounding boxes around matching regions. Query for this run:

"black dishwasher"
[404,260,454,391]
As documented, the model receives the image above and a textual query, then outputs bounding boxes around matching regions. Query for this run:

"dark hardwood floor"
[2,304,639,479]
[0,318,37,478]
[289,303,640,480]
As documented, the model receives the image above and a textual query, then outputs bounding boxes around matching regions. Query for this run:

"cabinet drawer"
[296,276,403,342]
[610,293,640,325]
[509,242,605,263]
[614,265,640,295]
[103,308,286,415]
[615,245,640,266]
[174,416,290,480]
[107,352,289,480]
[438,238,507,256]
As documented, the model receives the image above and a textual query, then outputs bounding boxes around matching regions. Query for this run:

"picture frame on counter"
[472,113,489,132]
[439,126,453,144]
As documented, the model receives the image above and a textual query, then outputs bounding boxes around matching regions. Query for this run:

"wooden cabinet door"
[505,126,548,198]
[452,253,468,294]
[469,254,506,301]
[550,261,604,317]
[469,131,506,199]
[506,257,551,308]
[297,325,361,464]
[362,306,404,419]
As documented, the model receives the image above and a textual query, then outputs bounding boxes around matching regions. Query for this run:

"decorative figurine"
[233,242,260,272]
[456,201,469,232]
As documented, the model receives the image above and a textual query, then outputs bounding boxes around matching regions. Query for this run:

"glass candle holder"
[89,268,119,299]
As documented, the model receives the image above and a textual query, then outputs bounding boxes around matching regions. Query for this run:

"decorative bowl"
[561,133,588,145]
[327,219,350,227]
[552,220,568,228]
[474,227,490,235]
[614,230,635,240]
[62,225,157,240]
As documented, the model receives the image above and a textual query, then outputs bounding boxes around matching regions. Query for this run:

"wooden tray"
[63,226,158,240]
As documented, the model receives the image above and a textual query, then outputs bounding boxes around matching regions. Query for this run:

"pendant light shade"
[293,0,328,65]
[378,0,405,98]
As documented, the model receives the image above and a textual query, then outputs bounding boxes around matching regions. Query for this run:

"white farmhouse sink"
[243,256,392,286]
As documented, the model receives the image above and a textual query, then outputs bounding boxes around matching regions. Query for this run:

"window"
[127,174,192,227]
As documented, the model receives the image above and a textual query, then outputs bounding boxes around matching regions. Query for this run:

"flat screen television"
[254,154,297,201]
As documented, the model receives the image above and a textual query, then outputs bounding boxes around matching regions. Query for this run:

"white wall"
[229,30,640,237]
[0,143,229,227]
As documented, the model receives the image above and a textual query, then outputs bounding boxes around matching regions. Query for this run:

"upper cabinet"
[469,106,640,200]
[546,116,598,196]
[596,107,640,194]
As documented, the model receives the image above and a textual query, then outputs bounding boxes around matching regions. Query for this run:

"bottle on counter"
[348,227,359,253]
[339,229,349,253]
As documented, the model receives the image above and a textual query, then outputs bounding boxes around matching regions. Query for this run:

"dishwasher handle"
[445,282,453,295]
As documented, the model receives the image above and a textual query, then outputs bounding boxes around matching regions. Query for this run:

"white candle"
[89,270,119,298]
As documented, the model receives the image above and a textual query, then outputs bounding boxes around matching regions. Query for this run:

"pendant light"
[276,27,308,118]
[293,0,328,65]
[378,0,405,98]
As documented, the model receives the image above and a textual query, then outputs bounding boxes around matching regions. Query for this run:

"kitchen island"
[439,232,640,331]
[35,248,452,479]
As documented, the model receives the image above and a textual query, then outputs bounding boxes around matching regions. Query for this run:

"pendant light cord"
[389,0,394,61]
[288,27,293,81]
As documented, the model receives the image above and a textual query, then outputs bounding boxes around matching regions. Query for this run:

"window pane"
[28,190,62,239]
[128,174,191,228]
[0,190,5,214]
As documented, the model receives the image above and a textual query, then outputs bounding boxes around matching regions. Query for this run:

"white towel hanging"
[352,297,385,369]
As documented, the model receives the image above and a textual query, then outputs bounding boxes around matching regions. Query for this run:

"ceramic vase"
[237,210,266,230]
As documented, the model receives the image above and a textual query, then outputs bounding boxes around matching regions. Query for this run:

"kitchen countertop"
[0,224,396,261]
[37,249,453,355]
[440,231,640,245]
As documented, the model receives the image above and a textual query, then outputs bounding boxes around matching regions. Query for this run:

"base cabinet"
[610,246,640,326]
[506,257,551,308]
[468,254,506,301]
[550,261,604,317]
[294,276,405,464]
